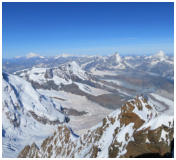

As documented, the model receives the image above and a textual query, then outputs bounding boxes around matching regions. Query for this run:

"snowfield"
[37,89,112,135]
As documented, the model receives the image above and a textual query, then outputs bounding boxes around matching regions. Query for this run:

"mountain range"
[3,51,173,81]
[2,51,174,157]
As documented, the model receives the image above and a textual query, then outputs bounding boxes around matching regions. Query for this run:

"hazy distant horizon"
[2,50,174,60]
[2,2,174,58]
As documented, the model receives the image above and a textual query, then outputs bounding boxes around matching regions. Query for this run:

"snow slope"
[37,89,112,135]
[2,72,67,157]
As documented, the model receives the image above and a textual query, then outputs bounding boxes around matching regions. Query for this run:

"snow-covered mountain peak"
[108,52,122,64]
[67,61,83,72]
[26,52,44,59]
[68,61,80,68]
[155,50,165,57]
[120,96,158,126]
[114,52,122,63]
[60,61,87,80]
[153,50,167,60]
[54,53,75,59]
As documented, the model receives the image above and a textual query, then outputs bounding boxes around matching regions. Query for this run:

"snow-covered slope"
[2,72,68,157]
[18,96,174,158]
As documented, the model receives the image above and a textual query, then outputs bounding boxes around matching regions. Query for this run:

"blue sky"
[2,2,174,58]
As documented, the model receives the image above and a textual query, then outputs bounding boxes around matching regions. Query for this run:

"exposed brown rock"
[120,112,145,129]
[18,96,174,158]
[124,125,173,158]
[90,145,99,158]
[18,145,30,158]
[108,139,120,158]
[18,143,39,158]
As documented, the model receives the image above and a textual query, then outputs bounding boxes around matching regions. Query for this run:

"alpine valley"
[2,51,174,158]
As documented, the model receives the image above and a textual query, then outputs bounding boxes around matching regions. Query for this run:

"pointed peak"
[67,61,80,68]
[154,50,166,58]
[113,52,121,63]
[68,61,85,72]
[26,52,39,58]
[69,61,78,65]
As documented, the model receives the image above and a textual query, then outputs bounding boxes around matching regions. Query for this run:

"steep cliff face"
[18,96,174,158]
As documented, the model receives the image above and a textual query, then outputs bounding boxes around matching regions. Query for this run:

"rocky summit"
[18,96,174,158]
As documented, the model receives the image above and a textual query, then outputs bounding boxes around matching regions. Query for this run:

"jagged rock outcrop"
[44,68,53,79]
[18,96,174,158]
[18,143,39,158]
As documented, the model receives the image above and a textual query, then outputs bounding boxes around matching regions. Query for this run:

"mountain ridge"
[18,96,174,158]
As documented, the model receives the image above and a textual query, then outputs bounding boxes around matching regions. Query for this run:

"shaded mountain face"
[18,96,174,158]
[2,73,68,157]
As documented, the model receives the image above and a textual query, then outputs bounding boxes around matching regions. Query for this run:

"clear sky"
[2,2,174,58]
